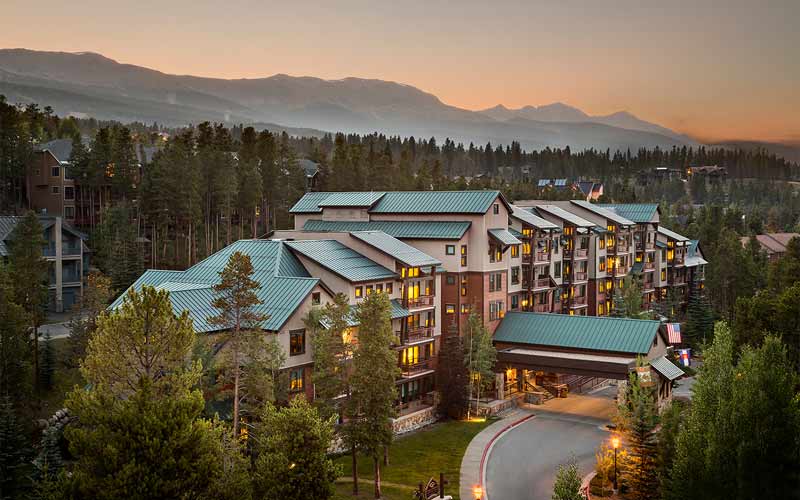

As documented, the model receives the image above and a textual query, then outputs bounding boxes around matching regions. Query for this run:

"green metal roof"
[302,219,470,240]
[509,204,559,229]
[292,190,504,214]
[318,191,385,208]
[658,226,690,242]
[631,261,644,274]
[290,191,333,213]
[285,240,397,282]
[110,240,320,332]
[320,299,410,328]
[508,227,524,238]
[350,231,440,267]
[570,200,635,226]
[488,228,522,246]
[532,205,597,228]
[685,239,708,267]
[650,356,684,381]
[494,312,661,354]
[370,191,502,214]
[597,204,660,224]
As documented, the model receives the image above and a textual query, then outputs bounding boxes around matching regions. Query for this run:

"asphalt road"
[485,389,614,500]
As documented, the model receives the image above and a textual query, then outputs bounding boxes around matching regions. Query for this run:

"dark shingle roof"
[35,139,74,163]
[494,312,661,355]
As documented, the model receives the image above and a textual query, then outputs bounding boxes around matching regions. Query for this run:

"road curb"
[479,413,536,500]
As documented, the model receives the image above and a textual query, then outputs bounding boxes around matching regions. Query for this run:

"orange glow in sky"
[2,0,798,143]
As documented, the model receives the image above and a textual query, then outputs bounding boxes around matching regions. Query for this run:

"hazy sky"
[3,0,798,142]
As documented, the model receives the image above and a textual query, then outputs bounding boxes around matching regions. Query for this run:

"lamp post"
[611,436,620,491]
[473,484,483,500]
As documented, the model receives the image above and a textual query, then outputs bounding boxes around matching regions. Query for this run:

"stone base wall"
[391,405,438,435]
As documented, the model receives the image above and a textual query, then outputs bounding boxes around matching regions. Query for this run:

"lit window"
[366,285,373,295]
[510,245,519,258]
[386,283,393,294]
[461,245,468,266]
[376,284,383,293]
[290,369,304,392]
[355,286,363,298]
[290,329,305,356]
[446,304,455,314]
[460,304,470,314]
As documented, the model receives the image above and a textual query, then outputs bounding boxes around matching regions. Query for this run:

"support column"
[55,217,63,313]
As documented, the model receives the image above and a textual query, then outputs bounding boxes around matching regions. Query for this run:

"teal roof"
[508,227,524,238]
[350,231,440,267]
[656,241,667,249]
[285,240,397,282]
[488,228,522,246]
[597,204,659,224]
[318,191,385,208]
[631,261,644,274]
[291,190,504,215]
[570,200,635,226]
[494,312,661,355]
[533,205,597,228]
[658,226,690,242]
[509,204,559,229]
[650,356,684,381]
[320,299,410,328]
[110,240,320,332]
[302,219,470,240]
[685,239,708,267]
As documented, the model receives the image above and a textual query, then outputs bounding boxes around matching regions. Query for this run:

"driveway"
[484,386,617,500]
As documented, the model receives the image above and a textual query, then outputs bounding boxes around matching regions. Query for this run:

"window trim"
[445,244,455,255]
[289,329,306,356]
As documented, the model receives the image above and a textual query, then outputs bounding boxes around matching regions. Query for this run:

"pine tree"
[8,211,47,388]
[551,458,583,500]
[252,398,340,500]
[208,251,267,439]
[308,293,352,421]
[38,331,55,391]
[349,292,398,499]
[617,366,659,500]
[32,424,63,482]
[67,272,113,367]
[437,334,469,419]
[0,264,31,401]
[685,275,714,346]
[0,397,31,499]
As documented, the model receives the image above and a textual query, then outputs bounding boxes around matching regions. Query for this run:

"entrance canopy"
[494,312,668,380]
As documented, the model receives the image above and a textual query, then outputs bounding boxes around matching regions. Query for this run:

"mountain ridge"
[0,48,696,152]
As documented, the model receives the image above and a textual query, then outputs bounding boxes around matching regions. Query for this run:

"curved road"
[484,387,616,500]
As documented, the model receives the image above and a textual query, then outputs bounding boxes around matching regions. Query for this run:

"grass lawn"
[333,482,412,500]
[335,419,493,500]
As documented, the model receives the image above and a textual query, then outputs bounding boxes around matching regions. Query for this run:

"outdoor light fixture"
[472,484,483,499]
[611,436,620,491]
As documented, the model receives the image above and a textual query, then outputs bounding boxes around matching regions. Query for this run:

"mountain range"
[0,48,788,157]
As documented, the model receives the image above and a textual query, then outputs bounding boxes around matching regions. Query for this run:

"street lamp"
[611,436,620,491]
[473,484,483,500]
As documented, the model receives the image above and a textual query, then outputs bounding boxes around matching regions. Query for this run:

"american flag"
[666,323,682,344]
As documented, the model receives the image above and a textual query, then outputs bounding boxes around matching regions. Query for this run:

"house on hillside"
[741,233,800,262]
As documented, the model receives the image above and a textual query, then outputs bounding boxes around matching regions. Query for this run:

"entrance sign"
[636,365,654,387]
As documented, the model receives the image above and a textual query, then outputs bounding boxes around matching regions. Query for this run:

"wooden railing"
[533,303,550,313]
[407,295,434,308]
[400,359,433,376]
[573,272,588,281]
[536,251,550,262]
[571,295,587,306]
[574,248,589,258]
[644,261,655,270]
[534,278,551,289]
[405,326,435,343]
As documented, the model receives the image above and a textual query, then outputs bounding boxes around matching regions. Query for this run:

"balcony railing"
[536,251,550,262]
[570,295,588,306]
[400,359,433,377]
[670,256,685,266]
[534,278,551,289]
[406,295,435,308]
[43,245,82,257]
[644,262,655,270]
[533,303,550,313]
[522,253,533,263]
[573,271,588,282]
[405,326,435,344]
[574,248,589,258]
[645,241,655,249]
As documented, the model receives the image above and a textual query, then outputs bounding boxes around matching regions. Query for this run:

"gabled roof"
[291,190,508,215]
[488,228,522,246]
[297,158,320,177]
[302,219,470,240]
[285,240,397,283]
[532,205,597,228]
[685,239,708,267]
[0,215,88,257]
[318,191,386,208]
[597,204,660,224]
[509,204,559,230]
[35,139,74,163]
[658,226,690,242]
[494,312,662,355]
[570,200,635,226]
[110,240,321,332]
[349,231,440,267]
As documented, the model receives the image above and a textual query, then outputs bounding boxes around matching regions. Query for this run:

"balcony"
[643,281,656,292]
[670,257,685,267]
[406,295,435,309]
[536,251,550,262]
[572,271,588,282]
[644,261,656,271]
[43,244,82,257]
[405,326,435,344]
[400,359,434,377]
[533,303,550,313]
[570,295,588,307]
[533,278,551,290]
[573,248,589,259]
[645,241,655,249]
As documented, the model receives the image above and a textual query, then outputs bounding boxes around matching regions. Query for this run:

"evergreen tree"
[92,203,143,291]
[38,331,55,391]
[0,396,31,499]
[0,264,30,401]
[684,275,714,346]
[208,251,267,439]
[349,292,398,499]
[656,402,685,500]
[32,424,63,482]
[308,293,352,421]
[616,365,659,500]
[464,311,497,417]
[551,458,583,500]
[66,272,113,367]
[82,285,198,398]
[8,211,47,387]
[438,334,469,419]
[252,398,340,500]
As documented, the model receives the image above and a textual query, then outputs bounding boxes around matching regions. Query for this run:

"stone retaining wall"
[391,405,438,435]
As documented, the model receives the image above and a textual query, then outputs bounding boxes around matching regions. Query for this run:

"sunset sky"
[3,0,798,143]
